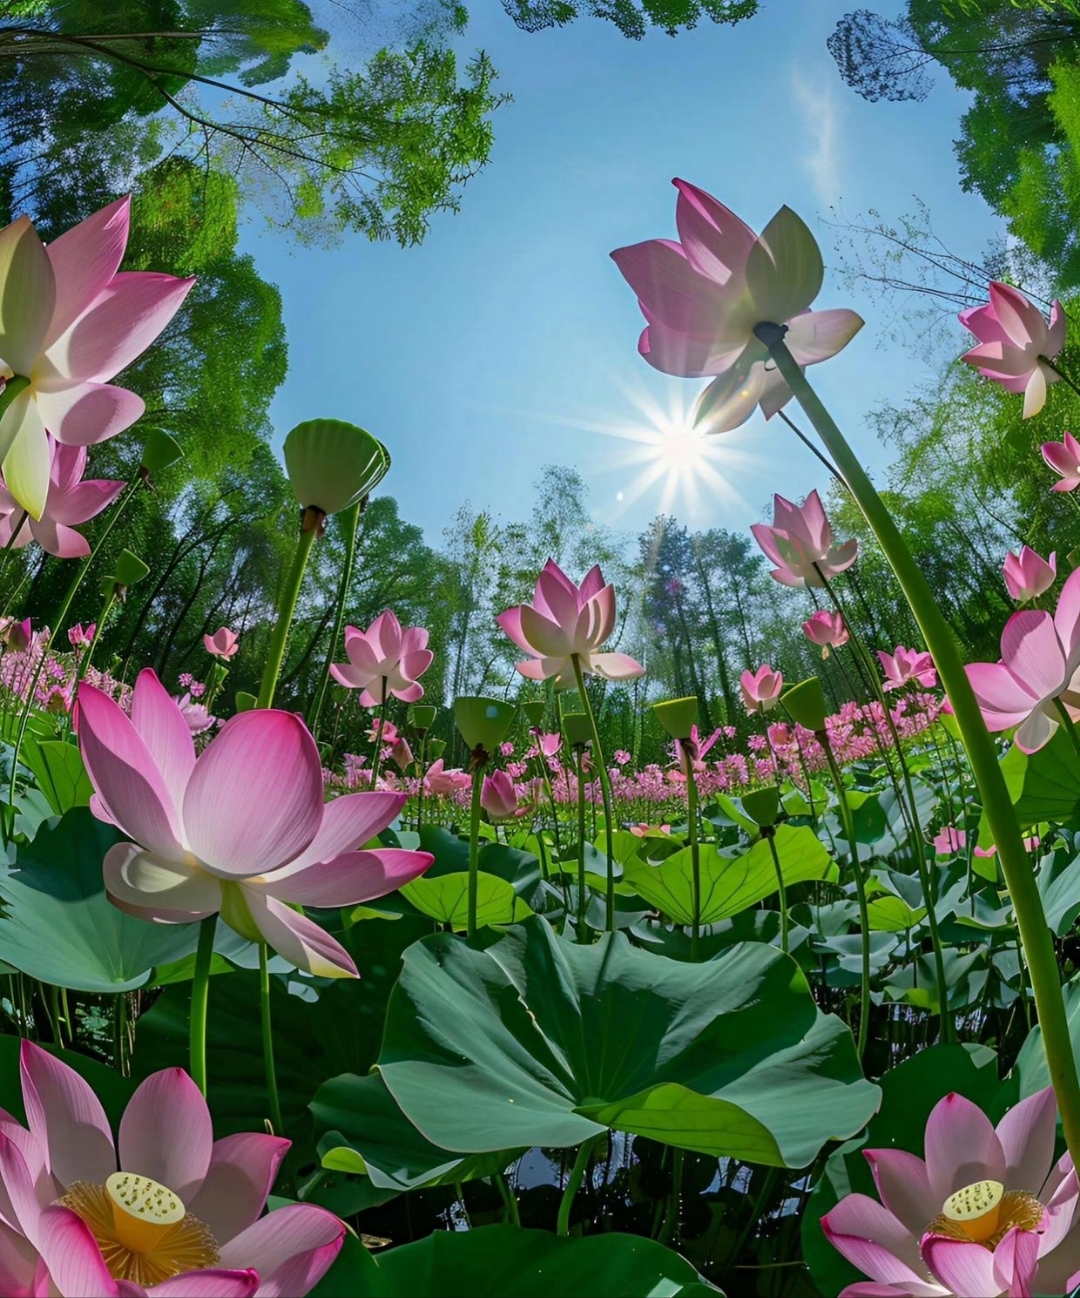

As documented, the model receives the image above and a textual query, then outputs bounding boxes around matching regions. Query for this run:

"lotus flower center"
[57,1173,219,1285]
[927,1179,1046,1249]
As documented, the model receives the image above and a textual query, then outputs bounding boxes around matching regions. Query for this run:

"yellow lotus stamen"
[926,1181,1045,1250]
[941,1180,1003,1243]
[58,1178,219,1286]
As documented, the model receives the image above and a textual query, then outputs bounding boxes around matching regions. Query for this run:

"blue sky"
[242,0,1004,549]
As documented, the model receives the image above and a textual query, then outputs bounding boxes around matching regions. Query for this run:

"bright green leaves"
[622,825,834,926]
[374,917,879,1168]
[311,1224,722,1297]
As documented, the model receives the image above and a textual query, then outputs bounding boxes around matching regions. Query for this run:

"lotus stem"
[467,766,483,940]
[818,570,952,1044]
[190,914,216,1098]
[309,498,363,736]
[821,735,871,1060]
[574,743,588,941]
[571,654,616,933]
[685,757,701,960]
[760,323,1080,1159]
[259,941,284,1136]
[763,827,789,955]
[256,506,320,709]
[556,1136,598,1236]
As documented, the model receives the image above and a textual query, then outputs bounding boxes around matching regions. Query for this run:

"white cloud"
[790,67,844,206]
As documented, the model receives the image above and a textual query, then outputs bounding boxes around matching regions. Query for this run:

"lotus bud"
[562,712,593,748]
[782,677,827,733]
[454,696,516,765]
[652,696,698,741]
[283,419,390,519]
[520,700,546,728]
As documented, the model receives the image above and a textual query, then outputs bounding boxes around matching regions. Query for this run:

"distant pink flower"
[388,736,414,772]
[76,669,432,976]
[497,560,644,687]
[609,179,863,431]
[674,724,722,775]
[879,646,938,692]
[369,719,399,746]
[803,609,849,652]
[751,491,858,588]
[481,770,525,820]
[530,730,563,759]
[424,758,470,796]
[68,622,95,648]
[960,281,1065,419]
[173,691,216,735]
[767,721,793,747]
[974,835,1041,859]
[630,822,672,836]
[499,741,515,757]
[741,664,783,714]
[0,197,195,519]
[1003,546,1057,603]
[0,1040,343,1297]
[204,627,239,660]
[822,1087,1078,1297]
[330,610,433,706]
[1,616,32,652]
[613,748,632,765]
[933,825,966,855]
[1043,431,1080,492]
[0,436,123,559]
[966,566,1080,752]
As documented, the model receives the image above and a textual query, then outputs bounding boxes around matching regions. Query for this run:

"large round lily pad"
[312,1225,721,1297]
[376,916,880,1168]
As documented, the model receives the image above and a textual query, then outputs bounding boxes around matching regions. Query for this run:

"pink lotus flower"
[388,736,414,772]
[330,610,433,706]
[1042,431,1080,492]
[804,609,849,652]
[0,197,194,518]
[203,627,239,660]
[741,664,783,714]
[497,560,645,687]
[751,492,858,588]
[173,692,216,736]
[1,616,32,652]
[879,646,938,692]
[0,437,123,559]
[609,179,863,431]
[76,669,432,977]
[1004,547,1057,603]
[767,721,794,747]
[674,724,722,775]
[821,1087,1080,1297]
[68,623,95,648]
[529,730,563,759]
[0,1040,343,1297]
[424,758,470,796]
[933,825,967,855]
[966,566,1080,753]
[960,282,1066,419]
[480,770,523,820]
[630,822,672,836]
[973,835,1041,860]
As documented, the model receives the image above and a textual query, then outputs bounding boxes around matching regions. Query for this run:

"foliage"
[499,0,757,39]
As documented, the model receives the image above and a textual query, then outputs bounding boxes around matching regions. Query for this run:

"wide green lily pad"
[0,809,197,992]
[622,825,834,926]
[312,1225,722,1297]
[377,916,879,1168]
